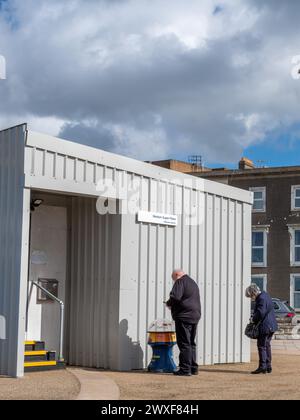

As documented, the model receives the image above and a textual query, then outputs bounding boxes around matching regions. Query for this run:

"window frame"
[291,185,300,211]
[290,274,300,311]
[251,274,267,292]
[252,228,268,267]
[289,226,300,267]
[250,187,266,213]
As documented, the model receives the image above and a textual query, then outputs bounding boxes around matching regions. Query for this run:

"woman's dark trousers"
[257,333,274,370]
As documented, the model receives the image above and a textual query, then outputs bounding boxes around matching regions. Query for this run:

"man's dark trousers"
[175,320,198,374]
[257,333,273,370]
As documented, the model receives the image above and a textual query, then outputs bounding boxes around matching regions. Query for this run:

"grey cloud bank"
[0,0,300,163]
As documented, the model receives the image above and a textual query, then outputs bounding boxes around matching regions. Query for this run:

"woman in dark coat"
[245,284,278,374]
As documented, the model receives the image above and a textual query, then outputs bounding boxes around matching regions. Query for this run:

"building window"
[290,275,300,311]
[291,186,300,211]
[250,187,266,213]
[251,275,267,292]
[289,227,300,266]
[252,229,267,267]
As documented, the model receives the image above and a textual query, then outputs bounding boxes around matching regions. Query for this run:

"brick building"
[151,158,300,311]
[147,159,208,173]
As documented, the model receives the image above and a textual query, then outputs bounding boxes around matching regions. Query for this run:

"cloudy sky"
[0,0,300,167]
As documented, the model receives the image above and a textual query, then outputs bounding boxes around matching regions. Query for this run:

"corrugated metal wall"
[119,175,252,368]
[0,125,30,377]
[64,177,251,370]
[67,197,122,369]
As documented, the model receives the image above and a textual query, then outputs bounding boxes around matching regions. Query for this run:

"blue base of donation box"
[148,342,177,373]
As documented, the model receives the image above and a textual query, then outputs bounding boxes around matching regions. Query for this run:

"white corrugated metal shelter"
[0,124,253,377]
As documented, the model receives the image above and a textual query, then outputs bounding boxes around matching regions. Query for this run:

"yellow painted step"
[24,361,57,368]
[25,341,36,345]
[24,351,47,357]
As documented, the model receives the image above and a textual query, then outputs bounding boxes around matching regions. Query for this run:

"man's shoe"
[267,368,272,374]
[173,370,192,377]
[191,369,199,376]
[251,368,267,375]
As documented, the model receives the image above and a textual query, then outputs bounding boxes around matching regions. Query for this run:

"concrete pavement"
[70,368,120,400]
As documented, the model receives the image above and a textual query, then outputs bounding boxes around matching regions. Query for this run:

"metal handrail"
[31,281,65,362]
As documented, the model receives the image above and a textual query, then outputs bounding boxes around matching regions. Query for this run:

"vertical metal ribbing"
[155,180,159,320]
[86,199,92,367]
[181,187,185,269]
[211,195,215,364]
[196,190,201,363]
[137,177,147,366]
[89,198,95,367]
[100,206,105,368]
[137,222,142,344]
[233,201,237,362]
[212,195,221,364]
[0,125,29,377]
[42,150,46,177]
[218,197,223,364]
[67,196,122,369]
[104,214,109,368]
[31,147,36,175]
[53,153,57,179]
[240,204,245,361]
[203,193,208,365]
[95,208,102,368]
[241,203,252,363]
[4,128,11,371]
[234,203,242,362]
[0,129,6,371]
[226,200,230,363]
[76,198,83,365]
[6,128,14,372]
[154,226,159,320]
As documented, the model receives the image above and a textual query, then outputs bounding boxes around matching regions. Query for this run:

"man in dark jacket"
[166,270,201,376]
[246,284,278,375]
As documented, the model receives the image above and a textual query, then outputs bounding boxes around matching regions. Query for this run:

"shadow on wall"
[119,319,144,371]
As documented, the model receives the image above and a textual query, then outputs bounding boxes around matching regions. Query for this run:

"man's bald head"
[172,269,186,282]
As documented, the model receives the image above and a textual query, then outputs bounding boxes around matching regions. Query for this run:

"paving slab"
[70,368,120,400]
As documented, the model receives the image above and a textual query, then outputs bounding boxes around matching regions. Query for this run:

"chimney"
[239,157,255,170]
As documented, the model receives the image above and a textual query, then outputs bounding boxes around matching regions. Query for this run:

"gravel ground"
[0,369,80,400]
[104,353,300,400]
[1,345,300,400]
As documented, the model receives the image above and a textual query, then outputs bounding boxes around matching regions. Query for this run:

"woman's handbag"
[245,322,260,339]
[245,306,272,339]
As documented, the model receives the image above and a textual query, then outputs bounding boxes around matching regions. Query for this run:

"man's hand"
[164,300,172,309]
